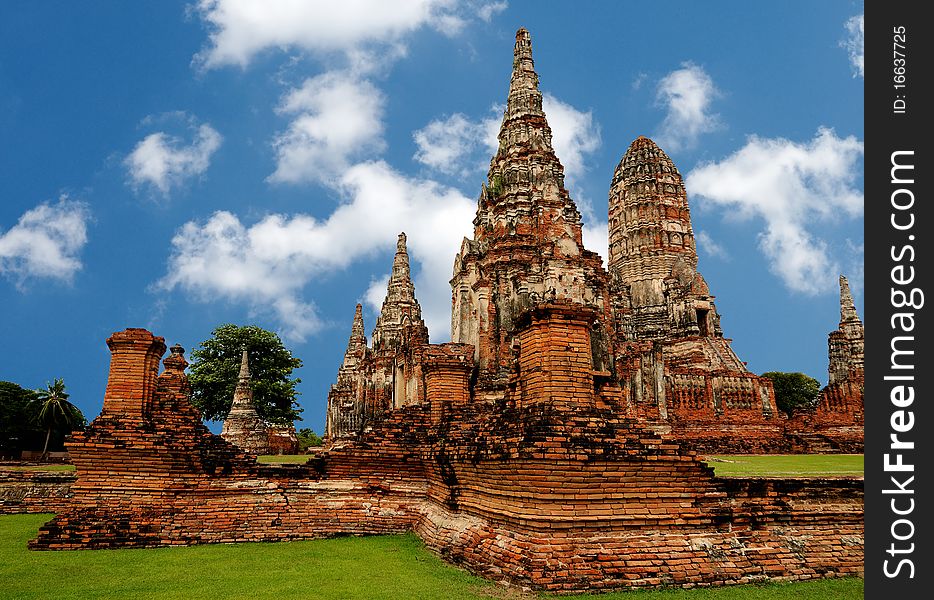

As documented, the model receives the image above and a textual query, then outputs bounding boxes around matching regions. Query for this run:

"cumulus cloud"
[158,161,474,341]
[842,14,864,78]
[0,198,90,287]
[125,123,222,195]
[364,274,391,317]
[654,62,721,152]
[695,230,730,261]
[269,72,385,184]
[542,93,601,185]
[412,110,499,177]
[476,1,507,22]
[686,127,863,294]
[194,0,509,69]
[582,221,609,263]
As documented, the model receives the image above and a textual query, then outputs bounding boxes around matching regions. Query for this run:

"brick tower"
[607,137,777,427]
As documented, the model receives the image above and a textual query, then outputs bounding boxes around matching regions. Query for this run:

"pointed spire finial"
[839,275,860,323]
[238,349,251,382]
[503,27,543,125]
[352,303,365,336]
[372,232,427,349]
[514,27,532,62]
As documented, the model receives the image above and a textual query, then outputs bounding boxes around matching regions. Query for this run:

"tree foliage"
[761,371,822,416]
[188,324,303,424]
[1,380,85,458]
[32,378,85,459]
[296,428,323,451]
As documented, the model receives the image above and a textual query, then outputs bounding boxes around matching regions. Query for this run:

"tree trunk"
[40,427,51,462]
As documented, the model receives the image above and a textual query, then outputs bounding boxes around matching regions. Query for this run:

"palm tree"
[32,379,83,461]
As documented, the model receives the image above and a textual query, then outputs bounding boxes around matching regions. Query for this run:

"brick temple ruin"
[31,29,863,592]
[325,31,864,454]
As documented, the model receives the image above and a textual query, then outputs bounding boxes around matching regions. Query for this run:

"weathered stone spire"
[342,303,366,369]
[452,28,611,390]
[237,349,250,383]
[499,28,550,148]
[163,343,188,373]
[386,233,417,305]
[336,303,366,376]
[473,28,582,249]
[221,349,269,454]
[828,274,864,385]
[839,275,860,324]
[372,232,428,352]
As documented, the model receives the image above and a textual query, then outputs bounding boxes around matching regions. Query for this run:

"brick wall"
[0,470,75,514]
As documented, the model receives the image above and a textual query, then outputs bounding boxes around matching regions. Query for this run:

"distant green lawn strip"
[1,514,862,600]
[2,464,76,472]
[257,454,313,464]
[705,454,863,477]
[4,454,864,477]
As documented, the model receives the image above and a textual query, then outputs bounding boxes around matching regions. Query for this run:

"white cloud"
[654,62,721,152]
[194,0,507,69]
[582,221,608,264]
[364,274,391,316]
[842,14,864,78]
[542,93,601,185]
[696,230,730,261]
[125,123,222,195]
[477,1,507,22]
[412,110,499,177]
[0,198,90,287]
[158,161,474,341]
[686,127,863,295]
[269,72,385,184]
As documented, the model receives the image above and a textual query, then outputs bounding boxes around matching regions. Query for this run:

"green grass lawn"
[1,514,862,599]
[256,454,313,464]
[2,454,864,478]
[704,454,863,477]
[0,464,76,472]
[2,454,865,477]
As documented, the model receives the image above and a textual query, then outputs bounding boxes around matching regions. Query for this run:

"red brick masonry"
[30,328,863,592]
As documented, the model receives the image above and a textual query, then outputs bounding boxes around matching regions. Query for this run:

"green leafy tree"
[32,379,85,460]
[0,382,42,458]
[761,371,822,416]
[296,428,323,451]
[189,324,303,424]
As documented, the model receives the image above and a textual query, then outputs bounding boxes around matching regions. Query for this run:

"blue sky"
[0,1,864,434]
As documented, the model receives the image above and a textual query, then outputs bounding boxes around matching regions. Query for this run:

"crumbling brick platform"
[31,328,862,591]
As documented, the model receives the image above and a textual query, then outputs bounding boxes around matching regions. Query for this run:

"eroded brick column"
[102,328,167,421]
[516,303,597,410]
[423,344,474,424]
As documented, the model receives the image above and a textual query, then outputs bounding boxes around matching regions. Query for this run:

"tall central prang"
[451,28,613,400]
